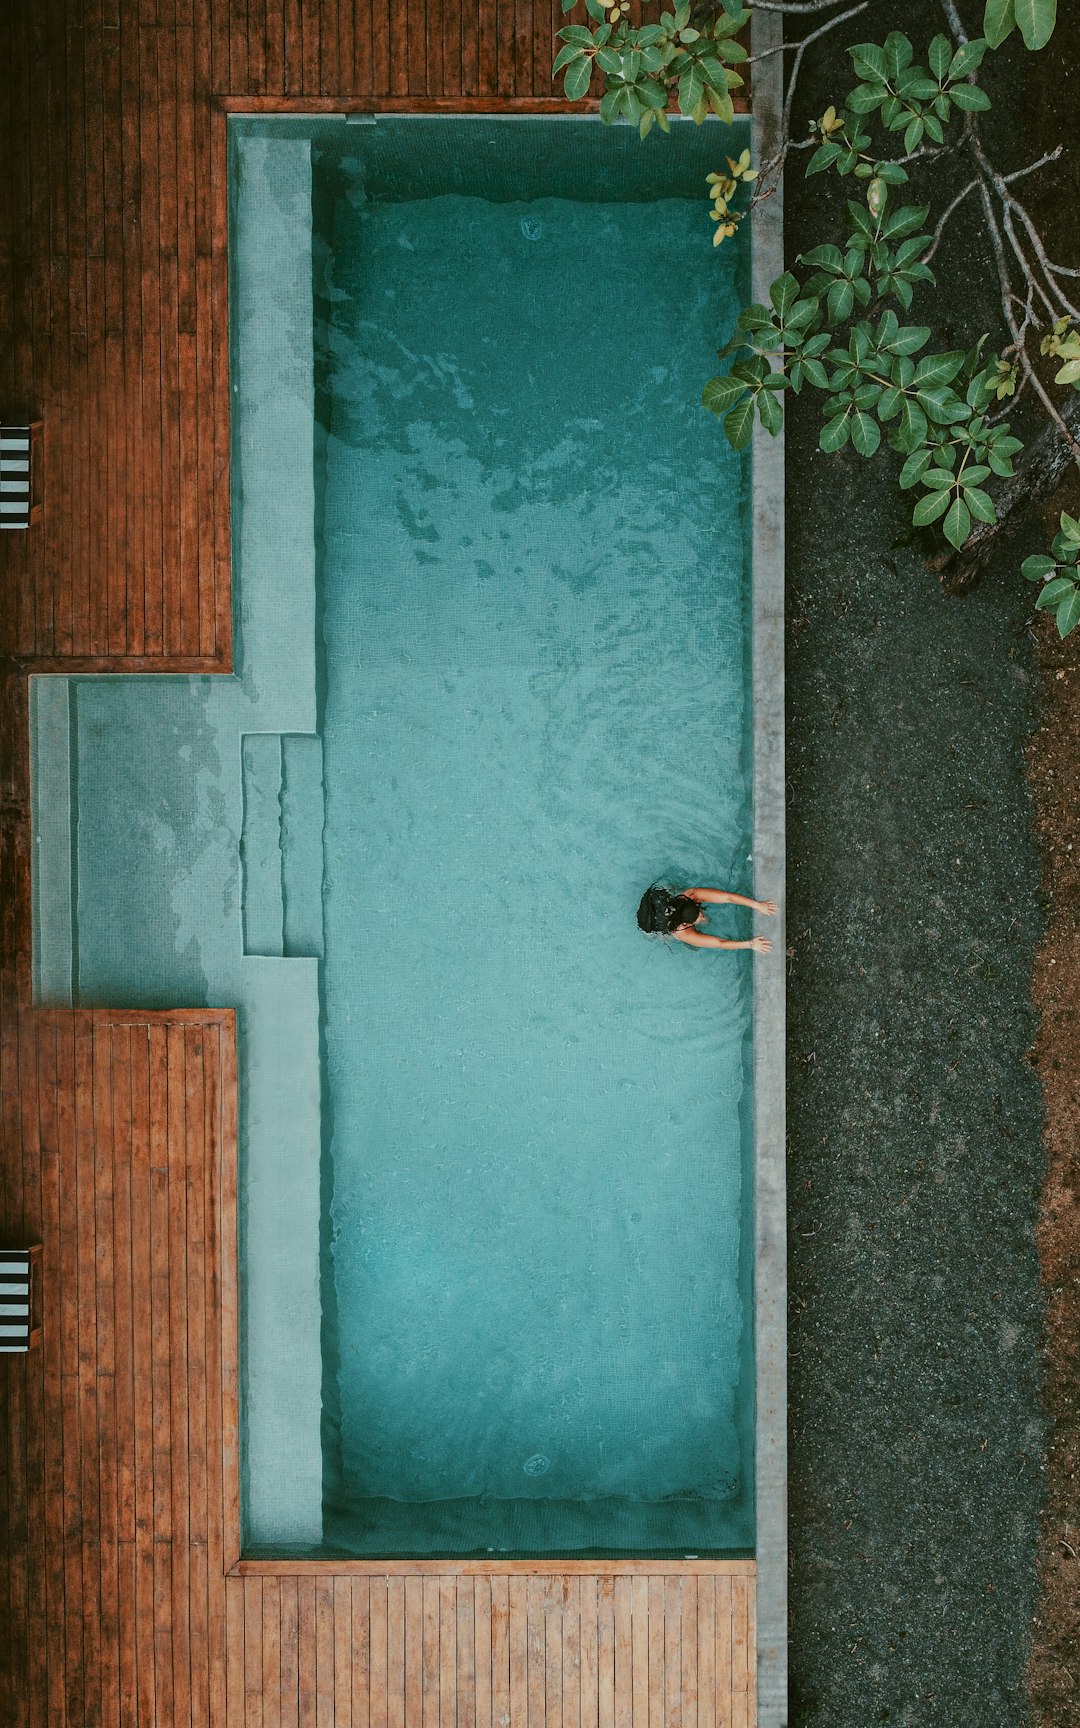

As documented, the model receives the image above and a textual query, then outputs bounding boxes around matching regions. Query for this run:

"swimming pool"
[31,114,763,1561]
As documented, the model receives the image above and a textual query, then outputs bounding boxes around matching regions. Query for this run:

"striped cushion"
[0,1250,33,1351]
[0,427,34,529]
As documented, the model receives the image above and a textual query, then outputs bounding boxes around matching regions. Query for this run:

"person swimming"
[636,882,777,953]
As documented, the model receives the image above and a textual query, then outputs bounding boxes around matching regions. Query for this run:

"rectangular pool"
[32,114,757,1559]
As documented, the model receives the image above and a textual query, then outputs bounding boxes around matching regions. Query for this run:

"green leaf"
[847,201,876,239]
[890,325,931,355]
[1061,510,1080,545]
[848,41,888,81]
[928,31,953,75]
[1057,585,1080,635]
[949,37,989,77]
[963,485,997,523]
[594,45,622,73]
[949,83,992,109]
[553,42,584,71]
[724,395,757,450]
[912,488,952,526]
[559,24,595,41]
[801,244,845,273]
[881,205,931,240]
[806,142,842,177]
[1022,553,1059,581]
[1034,575,1075,608]
[904,116,925,155]
[702,374,749,416]
[923,467,956,489]
[1015,0,1056,48]
[895,396,929,451]
[944,495,972,548]
[900,448,933,488]
[827,279,855,323]
[819,412,851,453]
[984,0,1016,43]
[770,273,801,320]
[801,357,830,389]
[850,410,881,456]
[883,31,914,78]
[913,351,965,387]
[757,390,783,435]
[599,85,621,122]
[678,63,704,114]
[1054,358,1080,386]
[563,55,594,98]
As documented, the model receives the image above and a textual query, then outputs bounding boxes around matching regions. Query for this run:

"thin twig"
[978,179,1080,456]
[921,178,977,263]
[937,0,970,45]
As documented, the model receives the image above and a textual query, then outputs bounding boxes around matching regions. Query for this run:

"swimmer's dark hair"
[636,884,701,936]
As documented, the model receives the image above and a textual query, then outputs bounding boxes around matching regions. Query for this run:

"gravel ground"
[779,6,1050,1722]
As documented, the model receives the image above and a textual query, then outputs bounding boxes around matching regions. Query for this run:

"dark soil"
[781,4,1080,1723]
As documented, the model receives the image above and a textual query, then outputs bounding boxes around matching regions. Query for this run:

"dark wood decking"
[0,1009,757,1727]
[0,2,757,1721]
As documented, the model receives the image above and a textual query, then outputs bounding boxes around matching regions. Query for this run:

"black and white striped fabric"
[0,1250,34,1352]
[0,426,34,529]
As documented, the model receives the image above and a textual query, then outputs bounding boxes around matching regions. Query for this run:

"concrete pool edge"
[749,10,789,1726]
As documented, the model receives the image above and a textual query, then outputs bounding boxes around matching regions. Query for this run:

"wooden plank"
[264,1576,283,1728]
[335,1577,354,1728]
[109,1024,138,1728]
[148,1022,175,1728]
[596,1577,615,1728]
[714,1578,732,1728]
[526,1578,545,1728]
[580,1577,599,1728]
[19,1017,47,1728]
[281,1574,301,1728]
[138,22,164,656]
[368,1578,388,1728]
[36,1017,70,1728]
[387,1577,406,1728]
[130,1026,156,1728]
[404,1577,424,1728]
[184,1027,211,1728]
[351,1579,371,1728]
[646,1579,664,1728]
[507,1576,527,1728]
[245,1576,265,1726]
[226,1573,247,1726]
[439,1578,456,1728]
[92,1021,121,1728]
[453,1578,474,1728]
[680,1577,698,1728]
[422,1575,441,1728]
[218,1015,240,1573]
[729,1577,747,1728]
[316,1576,337,1728]
[543,1578,562,1728]
[489,1576,509,1728]
[696,1579,714,1728]
[166,1024,193,1728]
[203,1022,230,1727]
[73,1018,103,1728]
[472,1576,491,1728]
[612,1581,631,1728]
[562,1576,581,1728]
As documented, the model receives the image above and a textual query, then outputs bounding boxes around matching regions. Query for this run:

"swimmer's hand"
[750,936,773,954]
[757,901,779,916]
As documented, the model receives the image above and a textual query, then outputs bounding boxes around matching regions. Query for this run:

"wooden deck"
[0,1,758,1722]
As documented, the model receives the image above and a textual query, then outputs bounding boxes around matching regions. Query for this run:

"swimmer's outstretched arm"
[674,929,773,954]
[686,887,779,915]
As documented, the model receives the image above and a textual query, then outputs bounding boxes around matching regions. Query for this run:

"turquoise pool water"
[31,117,755,1557]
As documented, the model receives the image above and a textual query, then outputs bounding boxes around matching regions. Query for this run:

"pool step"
[240,732,324,958]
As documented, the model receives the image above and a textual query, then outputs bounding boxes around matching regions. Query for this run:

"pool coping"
[748,9,789,1727]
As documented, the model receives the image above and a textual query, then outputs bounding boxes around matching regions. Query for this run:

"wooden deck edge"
[217,92,752,115]
[230,1557,758,1577]
[22,654,233,674]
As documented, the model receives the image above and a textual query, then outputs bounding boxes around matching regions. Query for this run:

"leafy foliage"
[1024,513,1080,637]
[553,0,750,136]
[553,0,1076,629]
